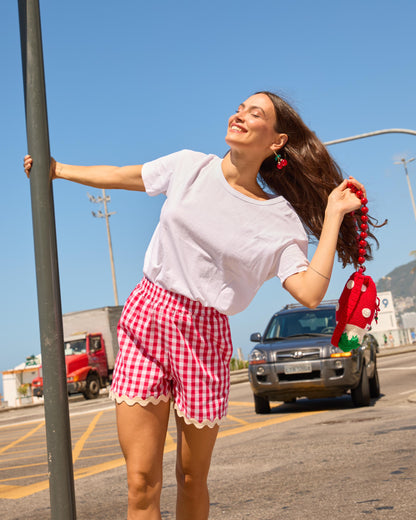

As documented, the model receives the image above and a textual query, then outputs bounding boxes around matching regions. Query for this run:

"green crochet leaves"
[338,332,361,352]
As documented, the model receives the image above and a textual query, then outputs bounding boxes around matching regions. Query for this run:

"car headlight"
[248,349,267,365]
[330,346,352,358]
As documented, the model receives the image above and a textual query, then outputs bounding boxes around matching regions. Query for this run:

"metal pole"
[324,128,416,146]
[17,1,77,519]
[324,130,416,226]
[102,189,119,305]
[396,158,416,222]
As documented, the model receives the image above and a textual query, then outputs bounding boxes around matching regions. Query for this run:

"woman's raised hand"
[23,155,57,179]
[327,176,365,217]
[23,155,32,177]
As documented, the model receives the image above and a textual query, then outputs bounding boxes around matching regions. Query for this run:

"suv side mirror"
[250,332,262,342]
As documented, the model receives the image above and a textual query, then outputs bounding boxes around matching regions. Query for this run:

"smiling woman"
[23,90,381,519]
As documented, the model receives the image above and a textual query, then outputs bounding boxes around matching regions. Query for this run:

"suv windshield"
[64,339,87,356]
[264,308,336,340]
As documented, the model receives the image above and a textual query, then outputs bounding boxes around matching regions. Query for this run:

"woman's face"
[225,93,286,159]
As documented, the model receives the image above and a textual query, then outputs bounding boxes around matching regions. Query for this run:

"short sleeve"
[141,149,207,197]
[276,238,309,284]
[141,150,186,196]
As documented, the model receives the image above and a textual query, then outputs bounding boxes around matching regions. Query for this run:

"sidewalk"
[376,343,416,358]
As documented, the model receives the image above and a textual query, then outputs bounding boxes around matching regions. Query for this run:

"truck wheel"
[84,374,100,400]
[254,394,271,414]
[369,365,381,398]
[351,366,371,407]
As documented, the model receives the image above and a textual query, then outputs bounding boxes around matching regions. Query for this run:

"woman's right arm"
[23,155,145,192]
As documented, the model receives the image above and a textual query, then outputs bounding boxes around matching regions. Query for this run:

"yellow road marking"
[218,410,323,440]
[0,453,47,464]
[0,482,50,499]
[78,442,120,452]
[228,401,256,407]
[77,452,123,461]
[0,422,44,455]
[0,407,324,499]
[0,447,45,456]
[0,420,45,430]
[226,414,249,425]
[0,462,46,472]
[0,429,178,499]
[165,431,176,450]
[0,472,48,483]
[72,411,103,463]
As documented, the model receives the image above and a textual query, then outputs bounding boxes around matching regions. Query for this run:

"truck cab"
[32,305,122,400]
[65,333,108,398]
[32,332,109,400]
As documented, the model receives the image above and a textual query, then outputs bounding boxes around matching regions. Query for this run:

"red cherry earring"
[274,151,288,170]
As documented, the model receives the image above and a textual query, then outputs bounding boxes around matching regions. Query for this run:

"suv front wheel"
[254,394,271,414]
[351,367,371,407]
[369,365,381,398]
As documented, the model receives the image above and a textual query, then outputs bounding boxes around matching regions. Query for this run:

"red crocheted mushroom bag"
[331,271,379,352]
[331,183,380,352]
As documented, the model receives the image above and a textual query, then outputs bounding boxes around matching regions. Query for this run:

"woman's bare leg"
[175,413,219,520]
[116,400,171,519]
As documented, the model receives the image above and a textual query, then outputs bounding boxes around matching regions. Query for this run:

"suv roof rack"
[282,299,339,310]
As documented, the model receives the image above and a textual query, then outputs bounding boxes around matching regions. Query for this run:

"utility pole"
[88,190,119,305]
[394,157,416,223]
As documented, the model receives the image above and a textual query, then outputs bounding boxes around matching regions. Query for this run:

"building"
[401,311,416,329]
[401,312,416,343]
[370,291,401,346]
[1,355,42,408]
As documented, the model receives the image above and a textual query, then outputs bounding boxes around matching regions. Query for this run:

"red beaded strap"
[347,182,369,273]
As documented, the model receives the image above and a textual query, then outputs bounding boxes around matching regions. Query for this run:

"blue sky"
[1,0,416,381]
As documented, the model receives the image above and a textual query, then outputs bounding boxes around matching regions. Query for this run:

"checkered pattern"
[110,278,233,427]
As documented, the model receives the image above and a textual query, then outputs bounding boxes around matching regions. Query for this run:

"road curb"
[377,346,416,358]
[230,369,249,385]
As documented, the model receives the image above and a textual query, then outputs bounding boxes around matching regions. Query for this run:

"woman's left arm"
[283,177,364,308]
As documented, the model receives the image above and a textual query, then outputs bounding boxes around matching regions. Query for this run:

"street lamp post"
[88,190,119,306]
[323,129,416,225]
[394,157,416,222]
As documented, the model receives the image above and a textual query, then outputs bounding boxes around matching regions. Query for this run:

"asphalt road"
[0,348,415,519]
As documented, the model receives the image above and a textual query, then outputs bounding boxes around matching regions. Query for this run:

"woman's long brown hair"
[257,91,381,269]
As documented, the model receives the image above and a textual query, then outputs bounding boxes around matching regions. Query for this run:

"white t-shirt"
[141,150,309,316]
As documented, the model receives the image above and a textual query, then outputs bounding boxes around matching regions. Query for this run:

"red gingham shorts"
[110,278,233,428]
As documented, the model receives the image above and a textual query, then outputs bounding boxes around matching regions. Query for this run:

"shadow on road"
[269,394,384,414]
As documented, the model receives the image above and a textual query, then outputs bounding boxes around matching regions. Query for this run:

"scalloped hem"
[109,391,224,429]
[109,391,171,407]
[174,404,224,429]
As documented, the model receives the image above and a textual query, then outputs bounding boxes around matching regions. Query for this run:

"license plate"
[284,362,312,375]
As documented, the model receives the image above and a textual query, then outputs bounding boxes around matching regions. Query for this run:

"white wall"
[371,291,398,332]
[1,366,42,408]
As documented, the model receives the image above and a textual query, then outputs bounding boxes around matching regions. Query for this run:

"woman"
[24,91,376,520]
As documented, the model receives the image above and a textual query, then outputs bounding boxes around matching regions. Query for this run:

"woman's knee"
[127,469,162,509]
[176,463,208,494]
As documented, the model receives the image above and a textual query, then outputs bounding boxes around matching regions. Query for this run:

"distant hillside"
[376,260,416,299]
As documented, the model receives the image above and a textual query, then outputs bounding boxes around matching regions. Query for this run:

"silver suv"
[248,302,380,413]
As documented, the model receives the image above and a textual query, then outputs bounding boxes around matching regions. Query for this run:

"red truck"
[32,306,123,400]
